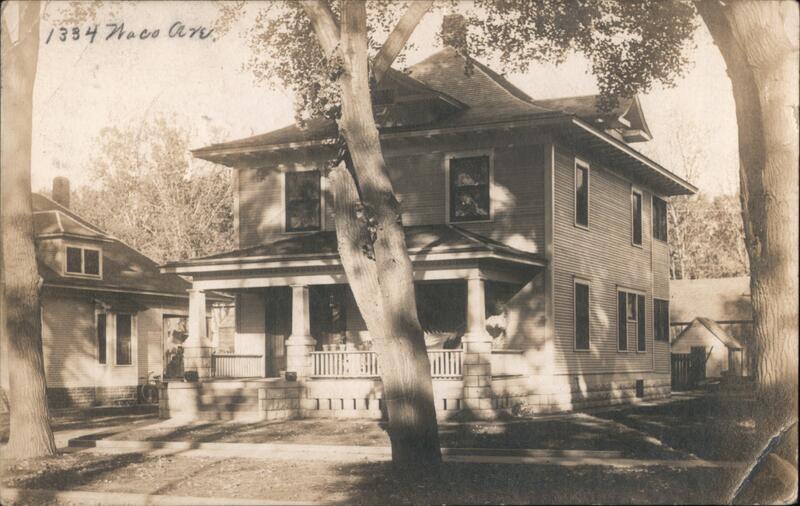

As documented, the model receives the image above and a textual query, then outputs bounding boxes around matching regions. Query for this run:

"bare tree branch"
[300,0,340,57]
[372,0,433,82]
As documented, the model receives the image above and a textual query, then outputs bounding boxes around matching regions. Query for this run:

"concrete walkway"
[68,436,744,469]
[0,488,314,506]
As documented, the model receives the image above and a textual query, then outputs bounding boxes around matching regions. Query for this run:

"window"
[97,313,107,364]
[619,289,646,352]
[574,281,590,350]
[285,171,321,232]
[449,155,490,222]
[653,197,668,242]
[637,294,646,352]
[116,314,132,365]
[575,160,589,227]
[618,291,628,351]
[65,246,101,276]
[654,299,670,342]
[631,190,643,246]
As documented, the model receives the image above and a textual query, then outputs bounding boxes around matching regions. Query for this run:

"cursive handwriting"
[45,22,214,44]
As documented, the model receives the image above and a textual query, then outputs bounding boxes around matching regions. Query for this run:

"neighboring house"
[672,317,745,379]
[0,178,228,408]
[670,276,753,375]
[160,46,696,421]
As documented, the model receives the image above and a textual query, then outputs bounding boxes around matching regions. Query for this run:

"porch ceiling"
[160,224,545,280]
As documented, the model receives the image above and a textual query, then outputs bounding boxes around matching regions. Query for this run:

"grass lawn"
[590,393,759,461]
[1,451,741,504]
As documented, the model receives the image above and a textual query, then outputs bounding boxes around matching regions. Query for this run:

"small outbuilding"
[672,317,745,379]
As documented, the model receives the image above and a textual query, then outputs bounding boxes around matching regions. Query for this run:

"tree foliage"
[71,118,235,264]
[245,0,698,121]
[669,192,749,279]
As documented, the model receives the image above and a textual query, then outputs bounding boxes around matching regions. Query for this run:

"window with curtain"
[285,171,321,232]
[575,162,589,227]
[449,155,490,222]
[116,314,132,365]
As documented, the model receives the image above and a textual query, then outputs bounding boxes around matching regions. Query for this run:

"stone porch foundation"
[160,373,670,422]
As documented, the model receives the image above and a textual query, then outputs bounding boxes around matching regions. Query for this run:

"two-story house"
[160,47,696,421]
[0,178,228,408]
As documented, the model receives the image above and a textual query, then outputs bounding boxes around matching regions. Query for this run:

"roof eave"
[568,117,697,196]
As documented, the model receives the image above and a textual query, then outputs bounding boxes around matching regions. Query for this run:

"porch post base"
[286,335,316,380]
[183,346,213,379]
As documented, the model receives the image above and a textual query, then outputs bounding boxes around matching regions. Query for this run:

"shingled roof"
[33,193,207,298]
[192,47,696,196]
[162,224,544,271]
[674,317,744,350]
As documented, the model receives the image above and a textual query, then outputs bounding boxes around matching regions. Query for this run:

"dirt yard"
[2,451,742,505]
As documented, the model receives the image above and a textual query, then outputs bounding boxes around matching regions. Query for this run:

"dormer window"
[448,154,491,223]
[285,170,321,232]
[65,246,101,277]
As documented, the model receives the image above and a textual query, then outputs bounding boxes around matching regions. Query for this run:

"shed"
[672,317,745,378]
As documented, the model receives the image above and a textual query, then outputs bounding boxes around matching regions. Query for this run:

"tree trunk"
[1,1,57,458]
[301,0,440,464]
[697,1,798,498]
[334,1,441,464]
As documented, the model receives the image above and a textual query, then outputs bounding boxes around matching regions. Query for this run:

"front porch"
[160,225,544,420]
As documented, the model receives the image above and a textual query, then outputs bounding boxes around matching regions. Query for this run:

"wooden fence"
[671,353,706,390]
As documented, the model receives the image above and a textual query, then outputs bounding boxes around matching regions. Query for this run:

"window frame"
[63,245,103,278]
[617,286,646,353]
[652,196,668,242]
[653,298,670,343]
[114,313,135,366]
[445,150,494,224]
[574,158,590,229]
[96,312,107,365]
[573,277,591,352]
[283,169,323,233]
[631,188,643,247]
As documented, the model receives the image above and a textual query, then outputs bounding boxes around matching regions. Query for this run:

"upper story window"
[574,159,589,228]
[631,189,643,246]
[65,246,101,277]
[653,196,668,242]
[285,171,321,232]
[448,155,491,223]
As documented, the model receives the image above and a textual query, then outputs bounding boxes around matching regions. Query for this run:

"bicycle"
[138,370,161,404]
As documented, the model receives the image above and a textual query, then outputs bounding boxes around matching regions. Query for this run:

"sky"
[30,1,739,196]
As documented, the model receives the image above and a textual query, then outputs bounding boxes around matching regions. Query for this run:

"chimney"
[52,176,70,208]
[441,14,468,51]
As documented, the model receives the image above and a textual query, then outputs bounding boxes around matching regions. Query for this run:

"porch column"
[286,285,316,379]
[462,274,494,418]
[184,288,212,379]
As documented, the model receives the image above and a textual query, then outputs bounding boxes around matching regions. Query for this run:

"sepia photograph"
[1,0,797,504]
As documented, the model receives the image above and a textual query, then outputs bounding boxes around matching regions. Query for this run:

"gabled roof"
[161,224,544,273]
[32,194,212,299]
[670,277,752,324]
[532,95,652,142]
[674,317,744,350]
[192,48,695,196]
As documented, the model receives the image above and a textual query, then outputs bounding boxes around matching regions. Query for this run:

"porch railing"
[312,351,380,378]
[310,349,463,379]
[212,353,263,378]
